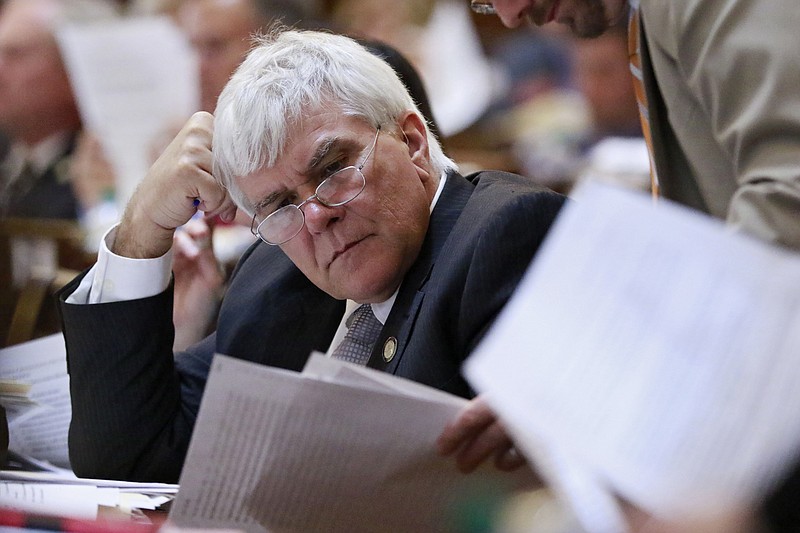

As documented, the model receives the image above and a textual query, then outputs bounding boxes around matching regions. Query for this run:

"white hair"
[213,28,456,213]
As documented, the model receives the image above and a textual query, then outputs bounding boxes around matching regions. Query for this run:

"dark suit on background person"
[59,170,563,483]
[0,137,78,219]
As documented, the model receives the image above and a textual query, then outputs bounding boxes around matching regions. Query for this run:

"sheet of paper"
[302,352,465,406]
[170,355,535,533]
[0,472,178,519]
[0,471,178,493]
[0,335,71,468]
[56,16,198,210]
[465,181,800,529]
[0,483,100,519]
[0,480,175,520]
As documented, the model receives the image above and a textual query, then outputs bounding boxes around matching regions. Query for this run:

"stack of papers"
[0,470,177,520]
[170,354,537,533]
[0,336,177,521]
[465,181,800,532]
[0,335,71,468]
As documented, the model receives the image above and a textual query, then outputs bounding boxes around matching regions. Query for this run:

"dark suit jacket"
[0,136,79,220]
[58,171,565,483]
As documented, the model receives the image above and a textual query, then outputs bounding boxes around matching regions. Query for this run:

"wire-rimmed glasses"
[250,127,381,245]
[470,0,497,15]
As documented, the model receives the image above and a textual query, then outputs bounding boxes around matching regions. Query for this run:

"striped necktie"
[331,304,383,366]
[628,7,660,200]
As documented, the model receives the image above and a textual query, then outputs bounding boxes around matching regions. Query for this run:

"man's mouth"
[330,236,368,265]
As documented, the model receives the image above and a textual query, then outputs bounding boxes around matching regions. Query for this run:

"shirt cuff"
[66,224,173,305]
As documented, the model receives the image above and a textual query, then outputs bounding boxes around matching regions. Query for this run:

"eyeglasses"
[470,0,497,15]
[250,127,381,245]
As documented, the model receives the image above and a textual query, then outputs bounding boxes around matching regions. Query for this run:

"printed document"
[170,355,536,533]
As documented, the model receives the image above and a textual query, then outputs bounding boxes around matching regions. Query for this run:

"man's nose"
[302,200,344,234]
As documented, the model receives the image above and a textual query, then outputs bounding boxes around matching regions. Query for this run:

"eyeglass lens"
[258,167,366,244]
[470,1,497,15]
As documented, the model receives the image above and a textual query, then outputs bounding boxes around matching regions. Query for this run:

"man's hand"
[172,218,225,352]
[437,395,528,473]
[114,112,237,258]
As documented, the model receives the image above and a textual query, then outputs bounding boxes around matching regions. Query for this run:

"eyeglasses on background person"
[250,127,382,246]
[470,0,497,15]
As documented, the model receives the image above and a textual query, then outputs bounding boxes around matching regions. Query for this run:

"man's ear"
[398,111,429,165]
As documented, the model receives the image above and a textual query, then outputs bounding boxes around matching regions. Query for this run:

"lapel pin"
[383,337,397,362]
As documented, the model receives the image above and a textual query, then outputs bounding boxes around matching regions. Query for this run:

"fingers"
[116,112,229,258]
[459,419,516,473]
[437,396,526,473]
[173,229,204,261]
[437,396,496,456]
[201,194,238,223]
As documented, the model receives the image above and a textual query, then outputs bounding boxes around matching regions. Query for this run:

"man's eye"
[322,160,345,178]
[277,196,295,209]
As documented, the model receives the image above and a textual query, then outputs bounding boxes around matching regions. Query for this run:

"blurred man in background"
[176,0,323,113]
[0,0,86,219]
[0,0,118,344]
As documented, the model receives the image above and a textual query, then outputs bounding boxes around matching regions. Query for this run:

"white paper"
[0,472,178,519]
[0,335,71,468]
[0,471,178,493]
[0,483,100,519]
[465,181,800,529]
[0,478,177,520]
[170,355,535,533]
[57,16,198,210]
[302,352,465,406]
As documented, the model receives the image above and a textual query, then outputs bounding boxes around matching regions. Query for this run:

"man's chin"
[324,277,399,305]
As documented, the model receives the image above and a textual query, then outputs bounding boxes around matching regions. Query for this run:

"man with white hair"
[59,28,565,483]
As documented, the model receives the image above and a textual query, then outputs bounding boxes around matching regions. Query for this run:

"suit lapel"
[367,172,475,373]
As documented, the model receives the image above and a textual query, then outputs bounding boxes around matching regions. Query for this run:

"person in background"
[570,18,639,142]
[569,16,649,193]
[477,0,800,250]
[58,28,564,483]
[176,0,324,114]
[0,0,119,345]
[0,0,117,220]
